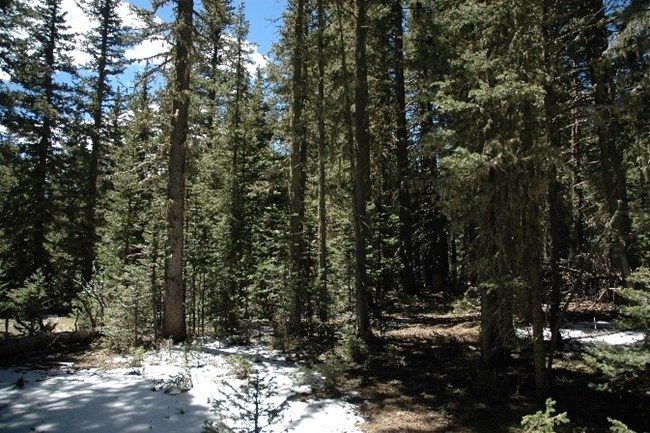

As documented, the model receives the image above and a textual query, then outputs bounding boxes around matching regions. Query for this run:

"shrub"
[204,362,288,433]
[521,399,569,433]
[9,270,50,335]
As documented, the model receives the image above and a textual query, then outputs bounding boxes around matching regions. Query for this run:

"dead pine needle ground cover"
[343,297,649,433]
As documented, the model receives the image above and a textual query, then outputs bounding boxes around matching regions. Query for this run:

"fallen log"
[0,330,99,360]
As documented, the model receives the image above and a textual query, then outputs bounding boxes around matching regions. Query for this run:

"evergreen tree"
[288,0,309,335]
[0,0,76,304]
[77,0,133,285]
[353,0,371,340]
[162,0,194,343]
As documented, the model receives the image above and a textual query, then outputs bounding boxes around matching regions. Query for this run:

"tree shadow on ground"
[351,315,649,433]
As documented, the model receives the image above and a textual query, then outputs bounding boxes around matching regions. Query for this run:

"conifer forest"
[1,0,649,432]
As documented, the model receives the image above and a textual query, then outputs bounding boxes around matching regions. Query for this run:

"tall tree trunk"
[586,0,633,281]
[392,0,418,295]
[83,0,111,284]
[289,0,307,334]
[162,0,193,343]
[543,0,566,371]
[353,0,371,340]
[316,0,328,324]
[33,0,60,278]
[289,0,306,334]
[522,101,547,400]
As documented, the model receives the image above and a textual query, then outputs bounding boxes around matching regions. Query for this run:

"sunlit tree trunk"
[289,0,307,335]
[163,0,193,342]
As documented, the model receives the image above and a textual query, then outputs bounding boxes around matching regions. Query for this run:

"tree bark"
[480,284,513,368]
[0,330,98,360]
[162,0,193,343]
[316,0,329,324]
[353,0,372,340]
[82,0,112,284]
[392,0,419,296]
[585,0,633,281]
[289,0,307,334]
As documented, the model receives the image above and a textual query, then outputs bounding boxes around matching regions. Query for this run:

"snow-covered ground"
[517,321,646,347]
[0,341,364,433]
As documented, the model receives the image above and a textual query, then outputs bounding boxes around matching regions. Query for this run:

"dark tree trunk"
[585,0,633,281]
[521,101,547,400]
[289,0,307,334]
[543,0,567,371]
[82,0,112,284]
[392,0,419,296]
[33,1,60,278]
[162,0,193,343]
[480,284,513,368]
[353,0,371,340]
[316,0,329,324]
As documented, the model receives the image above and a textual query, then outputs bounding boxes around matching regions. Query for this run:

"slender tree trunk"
[392,0,418,295]
[82,0,111,284]
[522,101,547,400]
[33,1,59,277]
[163,0,193,343]
[353,0,371,340]
[543,0,566,371]
[586,0,633,281]
[316,0,328,324]
[335,0,355,174]
[289,0,307,334]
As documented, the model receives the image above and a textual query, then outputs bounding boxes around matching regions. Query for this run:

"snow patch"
[0,341,364,433]
[517,321,646,347]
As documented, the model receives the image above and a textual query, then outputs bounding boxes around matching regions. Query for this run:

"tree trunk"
[316,0,329,325]
[480,284,513,368]
[353,0,372,340]
[289,0,307,335]
[82,0,111,285]
[522,100,548,400]
[163,0,193,343]
[392,0,419,296]
[33,1,60,278]
[0,330,98,360]
[585,0,633,281]
[543,0,566,371]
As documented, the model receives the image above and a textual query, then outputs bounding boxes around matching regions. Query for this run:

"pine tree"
[77,0,133,285]
[353,0,371,340]
[0,0,75,303]
[162,0,194,342]
[288,0,309,335]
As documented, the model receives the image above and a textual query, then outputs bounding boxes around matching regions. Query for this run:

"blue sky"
[126,0,287,55]
[244,0,287,55]
[54,0,287,86]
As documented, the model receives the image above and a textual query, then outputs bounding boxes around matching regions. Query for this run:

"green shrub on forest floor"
[519,399,637,433]
[9,270,50,335]
[225,354,256,380]
[521,399,569,433]
[305,353,347,397]
[583,268,650,396]
[204,360,288,433]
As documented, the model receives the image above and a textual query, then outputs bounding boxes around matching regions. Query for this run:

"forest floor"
[350,295,649,433]
[0,296,648,433]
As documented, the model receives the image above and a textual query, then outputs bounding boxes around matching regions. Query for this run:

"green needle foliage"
[584,268,650,396]
[204,362,288,433]
[521,399,569,433]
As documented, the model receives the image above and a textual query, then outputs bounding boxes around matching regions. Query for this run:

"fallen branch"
[0,330,99,361]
